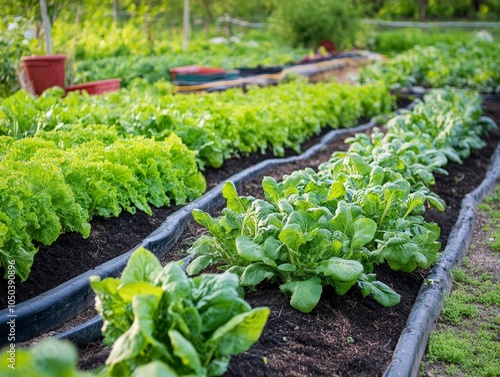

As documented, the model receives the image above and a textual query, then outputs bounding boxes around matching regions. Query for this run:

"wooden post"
[69,6,80,85]
[419,0,428,30]
[113,0,119,24]
[183,0,189,51]
[39,0,52,54]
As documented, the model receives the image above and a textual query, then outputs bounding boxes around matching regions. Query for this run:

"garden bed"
[69,106,499,375]
[4,101,499,376]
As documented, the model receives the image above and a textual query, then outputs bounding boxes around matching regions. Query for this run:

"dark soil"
[75,105,499,376]
[5,101,500,376]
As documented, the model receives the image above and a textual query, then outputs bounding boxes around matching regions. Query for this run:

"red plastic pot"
[65,78,122,95]
[21,54,67,95]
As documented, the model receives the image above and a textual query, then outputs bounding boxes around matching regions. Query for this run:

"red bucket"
[21,54,67,95]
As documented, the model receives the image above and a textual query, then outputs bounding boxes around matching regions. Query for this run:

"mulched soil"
[6,101,500,376]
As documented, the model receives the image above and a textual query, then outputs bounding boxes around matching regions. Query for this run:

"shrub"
[269,0,362,50]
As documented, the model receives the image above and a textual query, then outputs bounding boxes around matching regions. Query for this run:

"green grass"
[478,185,500,253]
[425,265,500,376]
[422,184,500,377]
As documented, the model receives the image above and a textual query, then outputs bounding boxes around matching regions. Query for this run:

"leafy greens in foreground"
[0,338,92,377]
[90,247,269,377]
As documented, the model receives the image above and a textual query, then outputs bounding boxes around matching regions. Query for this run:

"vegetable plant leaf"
[280,277,323,313]
[235,235,265,262]
[121,247,163,284]
[315,257,364,282]
[209,307,270,355]
[358,275,401,307]
[240,263,275,286]
[132,361,179,377]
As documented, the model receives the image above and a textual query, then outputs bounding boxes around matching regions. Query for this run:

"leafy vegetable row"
[0,126,205,281]
[186,88,497,313]
[0,81,394,169]
[0,248,269,377]
[361,39,500,94]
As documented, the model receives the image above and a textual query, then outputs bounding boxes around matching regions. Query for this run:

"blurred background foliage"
[0,0,499,96]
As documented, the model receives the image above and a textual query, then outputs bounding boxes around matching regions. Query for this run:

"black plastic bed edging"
[383,144,500,377]
[0,119,377,346]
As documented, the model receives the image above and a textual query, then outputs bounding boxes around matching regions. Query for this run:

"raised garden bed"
[0,118,378,344]
[6,100,499,376]
[72,106,499,376]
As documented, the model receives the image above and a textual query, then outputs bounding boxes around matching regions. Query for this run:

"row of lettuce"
[1,87,496,377]
[0,81,394,281]
[362,38,500,94]
[0,81,393,168]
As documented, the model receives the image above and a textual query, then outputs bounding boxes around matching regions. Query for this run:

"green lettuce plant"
[186,88,495,313]
[0,127,205,281]
[90,247,269,377]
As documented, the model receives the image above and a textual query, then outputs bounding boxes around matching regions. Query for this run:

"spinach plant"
[90,247,269,377]
[187,88,495,314]
[188,180,401,313]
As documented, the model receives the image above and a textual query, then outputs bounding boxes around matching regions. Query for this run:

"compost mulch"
[5,104,500,376]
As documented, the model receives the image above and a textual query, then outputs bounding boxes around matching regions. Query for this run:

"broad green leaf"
[426,194,446,212]
[329,201,352,233]
[333,280,357,295]
[287,209,318,232]
[277,263,296,272]
[207,356,230,377]
[235,235,265,262]
[0,245,34,282]
[279,223,307,253]
[403,192,426,218]
[358,279,400,307]
[30,339,80,376]
[89,276,131,344]
[369,166,385,186]
[220,208,242,230]
[349,153,372,176]
[278,199,294,214]
[262,176,282,205]
[240,263,275,286]
[186,254,213,275]
[415,168,434,186]
[222,181,252,214]
[118,282,163,302]
[263,236,282,260]
[120,247,162,284]
[132,361,179,377]
[155,262,191,296]
[107,294,162,366]
[280,277,323,313]
[315,257,364,282]
[360,191,382,217]
[327,180,346,200]
[209,307,270,355]
[168,330,202,374]
[192,209,220,234]
[350,218,377,251]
